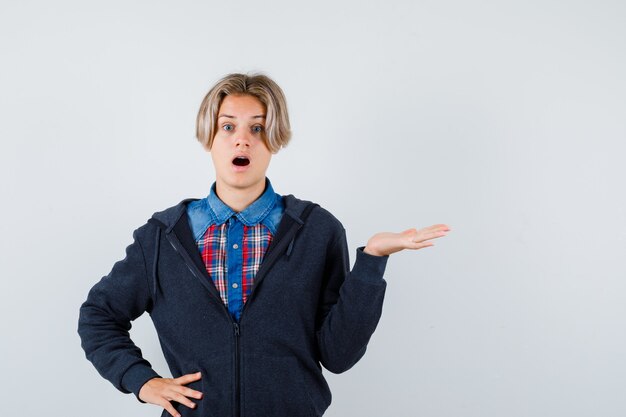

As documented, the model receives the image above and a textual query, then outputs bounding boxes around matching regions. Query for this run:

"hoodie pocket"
[243,353,316,417]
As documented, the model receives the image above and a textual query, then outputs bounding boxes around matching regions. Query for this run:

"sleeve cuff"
[121,362,161,403]
[352,246,389,283]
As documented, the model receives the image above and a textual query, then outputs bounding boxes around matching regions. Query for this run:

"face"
[208,94,272,192]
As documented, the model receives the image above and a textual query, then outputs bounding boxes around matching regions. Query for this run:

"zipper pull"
[286,237,295,257]
[233,322,240,336]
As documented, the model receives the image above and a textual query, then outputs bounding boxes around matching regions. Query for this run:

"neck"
[214,177,266,213]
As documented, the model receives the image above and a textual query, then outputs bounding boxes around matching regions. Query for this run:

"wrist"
[363,245,385,257]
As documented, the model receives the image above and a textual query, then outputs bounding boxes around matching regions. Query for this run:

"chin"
[226,174,263,187]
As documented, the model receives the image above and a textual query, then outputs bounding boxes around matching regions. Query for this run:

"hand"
[363,224,451,257]
[139,371,203,417]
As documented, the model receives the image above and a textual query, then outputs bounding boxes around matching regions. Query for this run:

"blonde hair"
[196,72,292,154]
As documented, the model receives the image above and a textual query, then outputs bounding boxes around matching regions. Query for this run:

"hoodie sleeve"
[315,226,389,374]
[77,226,161,403]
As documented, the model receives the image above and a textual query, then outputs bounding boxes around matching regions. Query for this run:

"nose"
[234,132,252,148]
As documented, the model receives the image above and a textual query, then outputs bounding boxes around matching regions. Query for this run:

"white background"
[1,0,625,416]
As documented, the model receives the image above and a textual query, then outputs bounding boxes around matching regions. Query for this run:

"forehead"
[218,94,266,118]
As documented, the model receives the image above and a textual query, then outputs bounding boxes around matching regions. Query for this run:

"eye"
[252,125,264,133]
[222,123,234,132]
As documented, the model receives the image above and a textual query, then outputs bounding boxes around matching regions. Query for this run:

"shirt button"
[233,243,239,249]
[232,283,238,289]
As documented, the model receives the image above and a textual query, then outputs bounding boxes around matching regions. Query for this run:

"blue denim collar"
[206,176,277,227]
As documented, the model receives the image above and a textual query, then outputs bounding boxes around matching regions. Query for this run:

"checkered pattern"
[197,222,273,307]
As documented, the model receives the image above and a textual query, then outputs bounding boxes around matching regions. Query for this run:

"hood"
[143,193,319,303]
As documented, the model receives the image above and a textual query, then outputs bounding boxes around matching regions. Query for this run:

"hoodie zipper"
[232,224,302,417]
[165,232,243,417]
[161,216,305,417]
[233,322,241,417]
[228,226,301,417]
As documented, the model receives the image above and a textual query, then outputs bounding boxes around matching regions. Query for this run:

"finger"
[426,224,450,232]
[408,241,434,249]
[406,226,449,237]
[413,226,445,238]
[412,230,448,243]
[181,386,204,400]
[158,399,181,417]
[426,230,449,238]
[170,391,198,410]
[175,371,202,384]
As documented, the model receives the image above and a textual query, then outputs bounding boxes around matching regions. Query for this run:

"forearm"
[316,245,389,373]
[77,227,161,403]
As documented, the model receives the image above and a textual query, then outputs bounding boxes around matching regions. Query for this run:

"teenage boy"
[77,72,451,417]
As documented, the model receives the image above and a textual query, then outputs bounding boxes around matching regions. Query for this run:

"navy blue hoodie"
[77,193,390,417]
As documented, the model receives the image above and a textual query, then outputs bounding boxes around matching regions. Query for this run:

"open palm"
[363,224,451,257]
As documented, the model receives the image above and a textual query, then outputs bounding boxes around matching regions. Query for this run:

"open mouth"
[232,156,250,167]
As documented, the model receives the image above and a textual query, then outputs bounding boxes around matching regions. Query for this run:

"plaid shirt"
[185,177,285,322]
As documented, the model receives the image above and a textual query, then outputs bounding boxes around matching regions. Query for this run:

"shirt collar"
[206,176,278,226]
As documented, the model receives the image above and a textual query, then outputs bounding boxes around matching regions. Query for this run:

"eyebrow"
[218,114,266,119]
